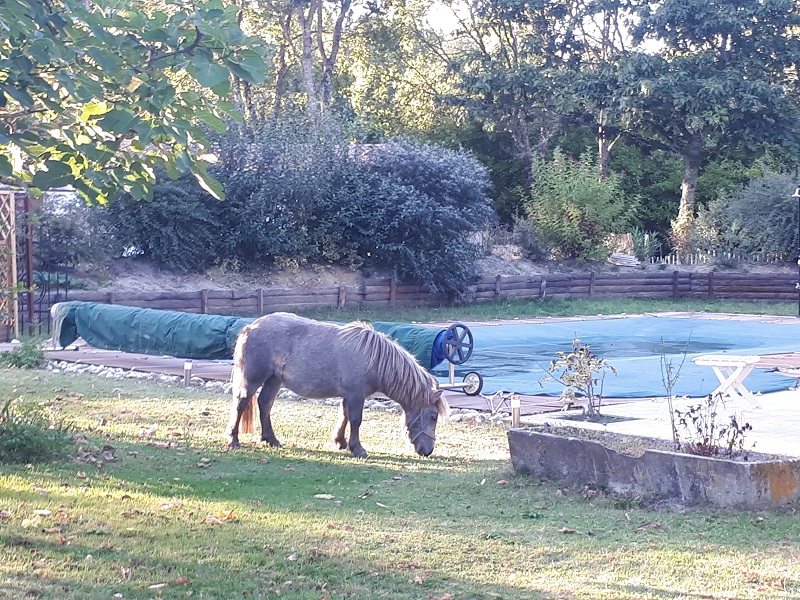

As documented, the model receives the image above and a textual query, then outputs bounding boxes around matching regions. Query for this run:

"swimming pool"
[431,315,800,398]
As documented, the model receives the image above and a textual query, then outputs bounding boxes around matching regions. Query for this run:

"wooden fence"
[36,271,800,320]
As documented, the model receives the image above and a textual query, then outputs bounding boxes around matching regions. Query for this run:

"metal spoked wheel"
[462,371,483,396]
[443,322,474,365]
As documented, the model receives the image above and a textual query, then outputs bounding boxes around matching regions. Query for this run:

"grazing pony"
[226,312,447,457]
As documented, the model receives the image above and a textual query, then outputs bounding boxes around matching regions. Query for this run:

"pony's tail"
[231,338,258,434]
[239,396,257,434]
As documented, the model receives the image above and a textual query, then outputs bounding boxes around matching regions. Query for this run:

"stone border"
[508,428,800,508]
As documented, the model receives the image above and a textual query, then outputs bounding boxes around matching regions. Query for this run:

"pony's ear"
[433,389,449,418]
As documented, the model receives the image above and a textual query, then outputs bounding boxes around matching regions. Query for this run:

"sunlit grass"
[1,369,799,599]
[299,297,799,324]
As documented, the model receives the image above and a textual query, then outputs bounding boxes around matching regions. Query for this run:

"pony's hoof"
[333,438,347,450]
[262,438,282,448]
[228,440,242,448]
[350,448,369,459]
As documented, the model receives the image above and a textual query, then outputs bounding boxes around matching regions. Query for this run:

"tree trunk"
[672,135,702,257]
[296,2,321,124]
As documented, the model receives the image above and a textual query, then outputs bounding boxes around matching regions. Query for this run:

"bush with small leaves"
[0,340,46,369]
[0,399,73,463]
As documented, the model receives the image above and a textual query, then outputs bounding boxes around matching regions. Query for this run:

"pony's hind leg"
[343,395,368,458]
[226,394,253,448]
[331,402,349,450]
[257,377,283,447]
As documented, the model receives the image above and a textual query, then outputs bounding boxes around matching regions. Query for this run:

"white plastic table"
[692,354,761,407]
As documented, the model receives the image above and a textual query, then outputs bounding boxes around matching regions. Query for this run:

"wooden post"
[540,276,547,299]
[337,285,346,308]
[588,272,595,298]
[107,292,115,305]
[200,289,208,314]
[494,275,501,298]
[672,271,679,299]
[389,277,396,308]
[257,288,264,315]
[708,271,715,299]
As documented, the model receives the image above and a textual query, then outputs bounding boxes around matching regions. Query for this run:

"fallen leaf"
[33,509,52,516]
[559,527,576,534]
[284,466,295,471]
[408,574,426,585]
[42,527,62,534]
[202,510,237,525]
[342,524,355,531]
[76,472,87,480]
[21,516,41,528]
[121,566,132,580]
[0,510,12,520]
[148,583,167,589]
[496,480,510,485]
[285,553,298,561]
[175,576,191,585]
[376,502,388,508]
[314,494,335,500]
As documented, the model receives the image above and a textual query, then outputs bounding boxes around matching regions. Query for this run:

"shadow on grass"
[3,434,800,599]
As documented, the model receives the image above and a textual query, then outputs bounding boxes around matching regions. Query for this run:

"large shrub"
[525,150,638,261]
[100,175,226,272]
[361,140,495,293]
[215,121,364,268]
[693,166,798,257]
[214,126,495,294]
[96,121,496,293]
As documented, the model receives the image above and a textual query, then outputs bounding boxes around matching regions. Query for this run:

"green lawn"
[299,297,800,324]
[1,369,799,599]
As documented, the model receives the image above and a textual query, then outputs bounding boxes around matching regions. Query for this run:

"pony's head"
[404,388,447,456]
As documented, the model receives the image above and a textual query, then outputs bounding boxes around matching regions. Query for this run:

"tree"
[616,0,800,253]
[0,0,267,203]
[443,0,587,179]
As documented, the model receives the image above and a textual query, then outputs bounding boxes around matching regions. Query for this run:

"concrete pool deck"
[519,387,800,458]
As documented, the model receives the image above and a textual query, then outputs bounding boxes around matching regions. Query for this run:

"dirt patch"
[69,253,799,294]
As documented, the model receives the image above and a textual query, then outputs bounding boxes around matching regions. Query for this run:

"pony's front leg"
[257,378,283,447]
[226,396,252,448]
[331,401,349,450]
[343,396,368,458]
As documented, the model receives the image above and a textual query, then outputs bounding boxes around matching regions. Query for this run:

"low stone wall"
[508,428,800,508]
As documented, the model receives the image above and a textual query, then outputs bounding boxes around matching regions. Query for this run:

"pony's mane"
[340,321,438,412]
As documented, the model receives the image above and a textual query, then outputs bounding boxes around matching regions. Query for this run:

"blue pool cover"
[431,316,800,398]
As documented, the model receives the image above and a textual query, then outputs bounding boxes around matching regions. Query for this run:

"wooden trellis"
[0,189,19,340]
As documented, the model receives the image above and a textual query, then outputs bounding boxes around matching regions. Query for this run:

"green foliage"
[630,227,661,261]
[511,219,550,261]
[526,150,638,261]
[364,139,495,293]
[693,166,798,256]
[544,337,617,418]
[611,144,683,236]
[0,340,46,369]
[99,175,226,273]
[0,0,267,203]
[34,191,116,268]
[102,122,494,293]
[0,398,72,463]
